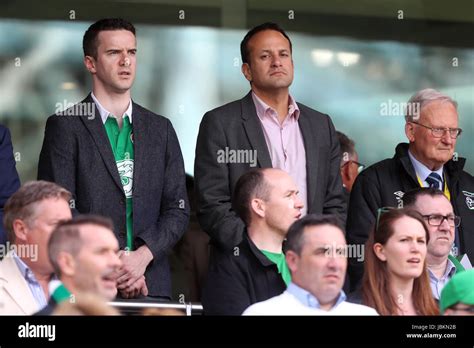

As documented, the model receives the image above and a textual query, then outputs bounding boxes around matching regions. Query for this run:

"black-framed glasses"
[376,207,396,231]
[422,214,461,227]
[341,160,365,173]
[410,121,462,139]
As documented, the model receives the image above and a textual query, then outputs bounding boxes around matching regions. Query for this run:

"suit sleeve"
[0,126,21,244]
[137,120,190,260]
[201,249,250,315]
[346,169,382,290]
[0,127,20,207]
[37,116,77,201]
[322,116,347,222]
[194,111,246,250]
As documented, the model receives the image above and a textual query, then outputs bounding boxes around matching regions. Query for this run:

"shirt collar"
[287,282,347,310]
[11,250,29,279]
[91,92,133,124]
[428,258,457,281]
[408,150,444,182]
[12,250,58,284]
[251,91,300,122]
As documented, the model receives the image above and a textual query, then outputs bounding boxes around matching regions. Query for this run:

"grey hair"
[405,88,458,122]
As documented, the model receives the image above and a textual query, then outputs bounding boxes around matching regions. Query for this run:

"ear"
[12,219,29,242]
[241,63,252,82]
[285,250,299,273]
[250,198,265,218]
[405,122,415,142]
[373,242,387,261]
[84,55,97,74]
[340,164,349,183]
[56,252,76,277]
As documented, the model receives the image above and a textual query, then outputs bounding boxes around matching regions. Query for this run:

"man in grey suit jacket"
[195,23,346,250]
[38,18,189,299]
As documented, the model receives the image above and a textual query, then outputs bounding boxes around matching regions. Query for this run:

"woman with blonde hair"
[361,208,438,315]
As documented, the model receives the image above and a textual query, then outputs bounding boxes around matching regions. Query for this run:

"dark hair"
[285,214,344,255]
[402,187,447,208]
[232,169,271,226]
[3,181,71,243]
[83,18,136,58]
[362,208,439,315]
[48,215,115,276]
[336,131,355,164]
[240,22,292,65]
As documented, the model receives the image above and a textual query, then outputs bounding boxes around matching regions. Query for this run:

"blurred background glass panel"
[0,0,472,182]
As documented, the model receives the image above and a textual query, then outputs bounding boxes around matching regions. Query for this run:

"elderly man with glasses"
[346,88,474,291]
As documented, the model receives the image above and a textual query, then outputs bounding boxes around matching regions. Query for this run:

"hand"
[116,246,153,289]
[119,275,149,299]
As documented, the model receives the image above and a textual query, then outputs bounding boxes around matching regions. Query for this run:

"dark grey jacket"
[38,94,190,297]
[194,91,346,250]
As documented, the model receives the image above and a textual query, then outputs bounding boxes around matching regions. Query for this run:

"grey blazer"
[38,94,190,297]
[194,91,346,250]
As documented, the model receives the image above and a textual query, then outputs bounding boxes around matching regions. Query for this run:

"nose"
[438,217,451,232]
[294,195,304,210]
[441,130,453,145]
[410,240,421,253]
[326,254,342,272]
[119,52,130,67]
[271,54,282,67]
[110,251,122,269]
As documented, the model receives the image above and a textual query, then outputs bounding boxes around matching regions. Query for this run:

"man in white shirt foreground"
[243,214,378,315]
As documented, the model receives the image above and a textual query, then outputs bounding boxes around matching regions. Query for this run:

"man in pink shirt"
[195,22,346,251]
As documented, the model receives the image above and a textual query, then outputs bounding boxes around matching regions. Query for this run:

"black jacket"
[347,143,474,290]
[201,232,286,315]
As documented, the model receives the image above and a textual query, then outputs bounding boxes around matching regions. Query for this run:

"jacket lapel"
[240,92,272,168]
[130,103,146,193]
[0,252,39,314]
[80,94,124,193]
[298,109,319,212]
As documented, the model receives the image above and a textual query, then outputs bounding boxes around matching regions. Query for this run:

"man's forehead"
[420,100,458,122]
[249,30,290,49]
[97,30,136,46]
[303,225,345,245]
[416,194,453,213]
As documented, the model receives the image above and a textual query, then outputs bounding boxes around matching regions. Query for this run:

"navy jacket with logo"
[346,143,474,291]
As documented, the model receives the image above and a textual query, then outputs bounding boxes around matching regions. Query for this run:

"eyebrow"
[105,48,137,53]
[313,247,328,253]
[284,189,299,195]
[398,235,426,239]
[259,48,290,53]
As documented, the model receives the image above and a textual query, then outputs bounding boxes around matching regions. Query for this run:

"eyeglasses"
[376,207,396,231]
[341,160,365,174]
[422,214,461,227]
[410,122,462,139]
